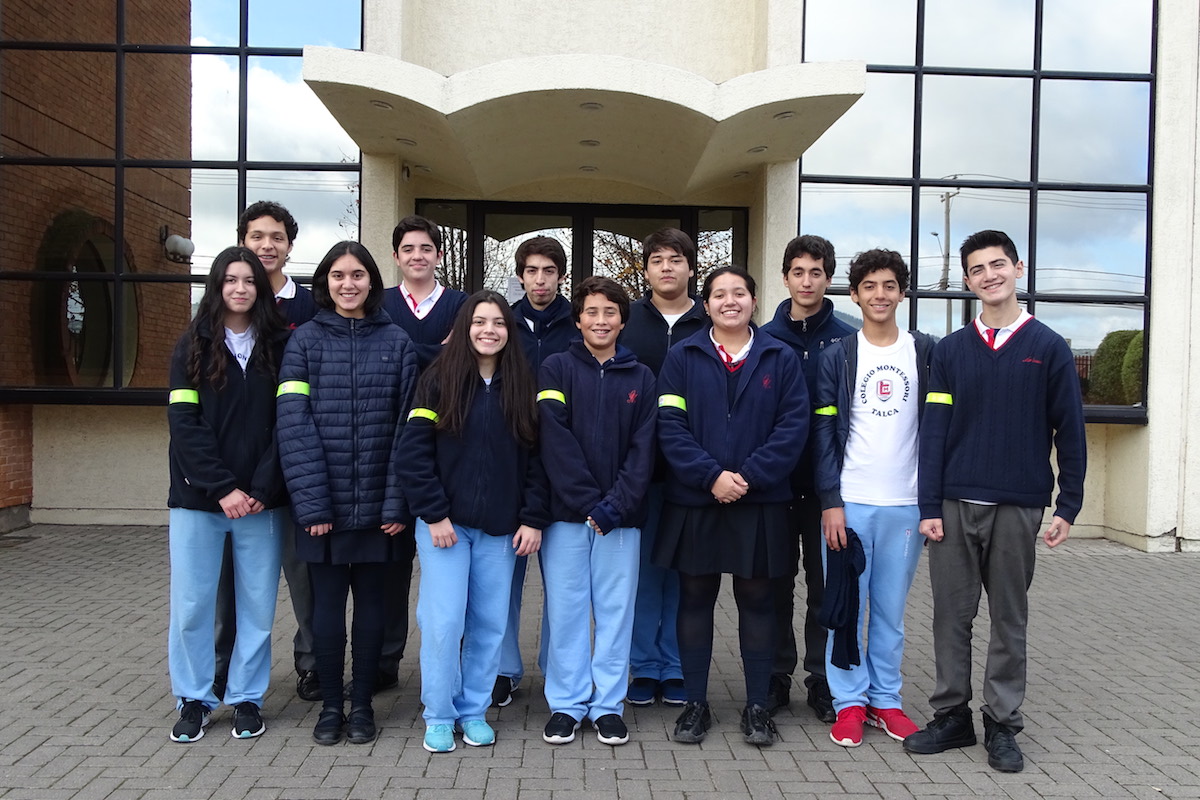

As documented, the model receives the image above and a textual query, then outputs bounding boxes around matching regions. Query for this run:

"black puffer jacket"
[277,308,418,533]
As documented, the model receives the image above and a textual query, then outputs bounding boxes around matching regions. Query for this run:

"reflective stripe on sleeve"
[926,392,953,405]
[814,405,838,416]
[168,389,199,404]
[407,407,440,423]
[537,389,566,404]
[658,394,687,411]
[276,380,311,398]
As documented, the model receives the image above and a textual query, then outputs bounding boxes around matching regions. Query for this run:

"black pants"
[770,494,829,689]
[308,561,390,709]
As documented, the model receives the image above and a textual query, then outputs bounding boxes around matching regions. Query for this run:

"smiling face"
[576,292,625,358]
[850,267,903,327]
[519,254,565,311]
[328,254,371,318]
[704,272,756,333]
[644,247,693,302]
[393,230,442,286]
[221,260,257,320]
[241,216,292,277]
[784,253,832,319]
[963,245,1024,310]
[469,301,509,360]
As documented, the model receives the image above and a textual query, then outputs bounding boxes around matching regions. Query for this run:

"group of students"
[165,203,1086,773]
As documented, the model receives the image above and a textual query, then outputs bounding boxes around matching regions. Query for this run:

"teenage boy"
[213,201,320,703]
[903,230,1086,773]
[811,249,934,748]
[537,276,657,746]
[760,234,854,722]
[383,214,468,371]
[493,235,578,708]
[617,228,708,707]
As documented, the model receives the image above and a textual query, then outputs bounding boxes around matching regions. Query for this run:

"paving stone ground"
[1,525,1198,799]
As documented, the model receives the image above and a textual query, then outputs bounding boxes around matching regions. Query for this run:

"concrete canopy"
[303,46,864,200]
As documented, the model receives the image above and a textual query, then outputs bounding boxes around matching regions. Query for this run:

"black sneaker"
[806,680,836,723]
[543,712,580,744]
[903,705,977,754]
[375,670,399,694]
[983,717,1024,772]
[740,703,778,746]
[592,714,629,746]
[296,669,321,702]
[170,700,211,743]
[231,701,265,739]
[765,675,791,715]
[672,701,712,744]
[347,705,377,745]
[492,676,517,708]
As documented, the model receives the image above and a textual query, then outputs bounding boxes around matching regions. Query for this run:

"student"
[212,201,321,705]
[654,266,808,747]
[494,235,577,708]
[398,290,548,754]
[166,246,289,742]
[903,230,1086,773]
[277,241,418,746]
[538,277,657,747]
[617,228,708,708]
[760,234,854,721]
[810,249,934,748]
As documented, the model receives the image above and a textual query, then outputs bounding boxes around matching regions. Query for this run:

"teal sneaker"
[461,719,495,747]
[423,723,456,753]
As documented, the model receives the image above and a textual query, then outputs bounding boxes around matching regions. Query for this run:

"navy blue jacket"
[760,297,857,494]
[277,308,418,531]
[512,294,578,372]
[538,341,657,533]
[617,293,708,377]
[918,318,1086,522]
[812,330,936,510]
[398,371,551,536]
[657,325,810,507]
[279,282,318,329]
[382,286,468,371]
[167,322,288,513]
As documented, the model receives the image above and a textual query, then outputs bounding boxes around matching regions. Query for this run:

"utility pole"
[939,189,959,334]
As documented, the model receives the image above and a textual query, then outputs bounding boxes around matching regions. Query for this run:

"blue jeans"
[628,485,682,682]
[824,502,923,713]
[416,520,515,725]
[541,522,640,720]
[168,507,283,708]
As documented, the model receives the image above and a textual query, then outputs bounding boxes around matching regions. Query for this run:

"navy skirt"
[652,501,790,579]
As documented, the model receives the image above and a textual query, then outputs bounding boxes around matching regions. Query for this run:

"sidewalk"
[1,524,1197,799]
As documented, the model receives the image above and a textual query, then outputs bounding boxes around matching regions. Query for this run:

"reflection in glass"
[1033,302,1144,404]
[128,281,195,388]
[1039,81,1149,185]
[915,297,976,339]
[826,293,866,332]
[249,0,361,49]
[484,214,573,299]
[1042,0,1152,73]
[191,55,240,161]
[126,2,192,45]
[125,55,193,161]
[126,169,192,274]
[247,57,359,163]
[921,76,1032,181]
[923,0,1033,70]
[594,218,682,300]
[1036,192,1145,296]
[190,170,239,276]
[804,0,916,65]
[799,184,912,289]
[697,208,747,287]
[0,51,116,159]
[803,73,914,178]
[0,0,115,42]
[245,170,361,277]
[191,0,239,47]
[917,186,1030,294]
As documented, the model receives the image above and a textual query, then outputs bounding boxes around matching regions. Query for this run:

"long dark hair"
[311,241,386,316]
[186,246,286,389]
[417,290,537,447]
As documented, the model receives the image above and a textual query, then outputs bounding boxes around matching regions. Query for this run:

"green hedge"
[1090,329,1139,404]
[1121,331,1145,406]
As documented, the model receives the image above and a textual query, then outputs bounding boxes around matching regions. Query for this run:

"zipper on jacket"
[350,318,360,527]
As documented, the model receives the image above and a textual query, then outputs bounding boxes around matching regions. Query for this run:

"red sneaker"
[866,706,919,741]
[830,705,866,747]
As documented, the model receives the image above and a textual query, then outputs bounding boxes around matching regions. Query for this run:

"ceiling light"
[773,111,796,120]
[396,137,417,146]
[747,145,768,154]
[579,102,604,111]
[579,139,600,147]
[579,165,599,172]
[370,99,393,110]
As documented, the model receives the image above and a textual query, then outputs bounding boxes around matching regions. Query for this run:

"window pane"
[917,186,1030,295]
[804,0,916,65]
[249,0,361,49]
[245,170,360,278]
[190,169,239,277]
[247,56,359,163]
[803,73,913,178]
[1039,80,1149,185]
[191,55,240,161]
[697,208,747,287]
[125,55,193,161]
[0,166,116,273]
[1033,302,1145,405]
[1,51,115,158]
[126,2,191,45]
[924,0,1034,70]
[1042,0,1152,73]
[916,297,975,339]
[799,183,912,290]
[126,281,195,388]
[1035,192,1146,296]
[416,201,470,292]
[1,0,115,42]
[123,168,193,274]
[826,294,866,332]
[192,0,240,47]
[921,76,1032,181]
[484,214,573,299]
[594,217,682,300]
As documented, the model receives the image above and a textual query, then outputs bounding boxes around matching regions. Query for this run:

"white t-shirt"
[661,311,685,332]
[224,326,256,374]
[840,331,919,506]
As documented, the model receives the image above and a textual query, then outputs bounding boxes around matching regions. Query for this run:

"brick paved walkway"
[1,525,1198,798]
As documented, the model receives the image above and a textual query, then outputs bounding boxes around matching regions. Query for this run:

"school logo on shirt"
[876,379,893,401]
[627,390,638,404]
